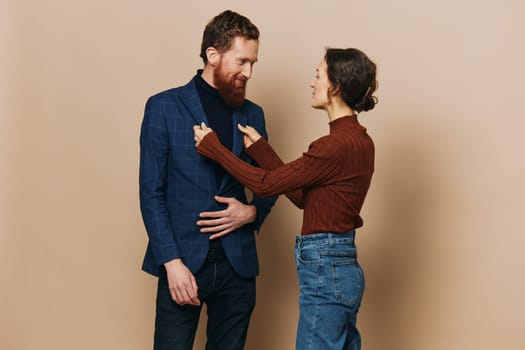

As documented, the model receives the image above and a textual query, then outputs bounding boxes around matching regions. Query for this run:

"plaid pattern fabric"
[139,76,277,278]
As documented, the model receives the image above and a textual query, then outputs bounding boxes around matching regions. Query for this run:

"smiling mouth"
[234,78,246,88]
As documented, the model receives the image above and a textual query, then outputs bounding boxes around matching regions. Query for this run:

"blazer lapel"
[182,76,248,194]
[216,107,248,193]
[180,78,208,126]
[231,109,247,157]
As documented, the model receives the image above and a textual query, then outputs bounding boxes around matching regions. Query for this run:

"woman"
[194,48,378,350]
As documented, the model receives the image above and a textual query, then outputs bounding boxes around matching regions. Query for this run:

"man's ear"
[206,47,220,66]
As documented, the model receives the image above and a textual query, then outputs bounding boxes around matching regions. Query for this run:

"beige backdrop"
[2,0,525,349]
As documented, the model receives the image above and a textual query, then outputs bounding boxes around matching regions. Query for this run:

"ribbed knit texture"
[197,115,374,235]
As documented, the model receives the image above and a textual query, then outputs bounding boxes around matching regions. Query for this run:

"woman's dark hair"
[325,48,378,112]
[200,10,259,64]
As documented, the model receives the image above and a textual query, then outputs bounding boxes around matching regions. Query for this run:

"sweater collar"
[329,114,363,133]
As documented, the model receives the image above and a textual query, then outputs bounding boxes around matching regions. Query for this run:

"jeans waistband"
[206,247,227,263]
[295,231,356,244]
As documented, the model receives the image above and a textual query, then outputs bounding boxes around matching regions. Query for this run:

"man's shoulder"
[148,79,195,101]
[241,98,263,114]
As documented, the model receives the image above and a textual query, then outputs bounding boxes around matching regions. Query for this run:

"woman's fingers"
[193,123,212,147]
[237,124,261,143]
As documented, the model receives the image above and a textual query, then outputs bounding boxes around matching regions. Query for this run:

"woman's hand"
[193,122,213,147]
[237,124,261,148]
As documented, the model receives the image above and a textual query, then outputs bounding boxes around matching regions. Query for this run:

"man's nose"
[242,64,253,79]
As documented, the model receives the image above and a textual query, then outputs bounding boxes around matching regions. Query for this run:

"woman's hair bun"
[354,95,378,112]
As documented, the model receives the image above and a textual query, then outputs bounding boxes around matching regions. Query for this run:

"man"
[139,10,277,350]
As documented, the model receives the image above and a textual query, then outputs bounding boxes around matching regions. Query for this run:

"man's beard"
[213,64,248,108]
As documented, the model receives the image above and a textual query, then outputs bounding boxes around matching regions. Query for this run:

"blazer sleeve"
[139,96,181,266]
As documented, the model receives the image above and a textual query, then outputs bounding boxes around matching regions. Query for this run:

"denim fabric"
[154,249,256,350]
[295,232,364,350]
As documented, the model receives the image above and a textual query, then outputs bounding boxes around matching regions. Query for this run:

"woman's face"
[310,58,332,110]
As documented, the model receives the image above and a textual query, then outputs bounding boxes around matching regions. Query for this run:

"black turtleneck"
[195,71,234,249]
[195,70,234,187]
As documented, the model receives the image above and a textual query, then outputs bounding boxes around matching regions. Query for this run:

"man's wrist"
[248,204,257,223]
[164,258,183,268]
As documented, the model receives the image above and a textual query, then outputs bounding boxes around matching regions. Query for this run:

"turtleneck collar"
[329,114,364,133]
[195,69,222,100]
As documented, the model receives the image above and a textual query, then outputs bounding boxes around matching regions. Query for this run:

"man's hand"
[197,196,256,240]
[164,259,200,306]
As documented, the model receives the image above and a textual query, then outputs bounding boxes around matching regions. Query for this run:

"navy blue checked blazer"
[139,75,277,278]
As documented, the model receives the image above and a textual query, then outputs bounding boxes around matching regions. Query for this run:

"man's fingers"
[209,229,233,240]
[198,210,227,219]
[171,288,185,305]
[171,284,200,306]
[198,196,238,218]
[197,217,227,227]
[185,283,200,306]
[169,290,179,303]
[200,223,232,233]
[188,280,201,305]
[213,195,234,204]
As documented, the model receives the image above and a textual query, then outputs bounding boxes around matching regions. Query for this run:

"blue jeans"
[295,232,365,350]
[154,248,256,350]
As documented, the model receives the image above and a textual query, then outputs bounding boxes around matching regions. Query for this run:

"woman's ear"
[206,47,220,66]
[328,85,340,97]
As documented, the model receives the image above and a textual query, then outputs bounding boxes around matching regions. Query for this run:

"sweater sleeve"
[245,138,305,208]
[197,131,344,198]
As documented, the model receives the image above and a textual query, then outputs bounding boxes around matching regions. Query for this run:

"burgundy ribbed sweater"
[197,115,375,235]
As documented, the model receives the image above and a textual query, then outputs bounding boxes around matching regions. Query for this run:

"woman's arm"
[195,128,344,199]
[244,137,304,208]
[236,123,303,207]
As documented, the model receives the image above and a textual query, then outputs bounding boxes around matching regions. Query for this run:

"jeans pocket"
[296,243,320,264]
[295,244,321,296]
[331,260,365,308]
